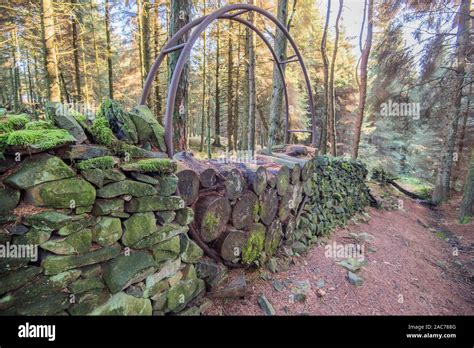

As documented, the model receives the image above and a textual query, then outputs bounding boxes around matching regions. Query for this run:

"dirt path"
[202,196,473,315]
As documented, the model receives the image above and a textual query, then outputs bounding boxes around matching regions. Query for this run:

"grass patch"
[398,176,433,200]
[0,114,30,133]
[25,120,56,130]
[77,156,116,171]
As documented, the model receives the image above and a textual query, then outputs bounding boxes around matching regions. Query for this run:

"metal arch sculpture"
[139,3,316,157]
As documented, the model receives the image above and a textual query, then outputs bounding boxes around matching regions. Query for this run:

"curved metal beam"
[140,4,316,156]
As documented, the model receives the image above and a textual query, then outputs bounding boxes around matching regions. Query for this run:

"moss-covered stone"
[25,177,96,208]
[92,217,123,246]
[121,158,177,174]
[92,199,124,216]
[125,195,185,213]
[174,207,194,226]
[0,185,20,214]
[68,277,105,294]
[57,216,95,236]
[81,168,105,187]
[122,212,157,247]
[131,224,188,249]
[156,174,179,196]
[65,144,111,160]
[96,98,138,144]
[77,156,116,171]
[180,235,204,263]
[129,172,159,185]
[151,235,181,263]
[68,289,111,315]
[0,129,75,151]
[130,105,167,152]
[242,224,266,264]
[96,180,157,198]
[90,292,152,315]
[103,252,156,294]
[145,258,181,289]
[50,103,88,143]
[155,211,176,225]
[5,154,75,189]
[41,244,121,275]
[0,266,42,295]
[13,226,53,245]
[23,210,72,230]
[40,229,92,255]
[166,278,205,313]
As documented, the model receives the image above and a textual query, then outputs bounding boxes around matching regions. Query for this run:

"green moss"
[0,114,30,133]
[91,117,114,146]
[77,156,116,171]
[0,129,75,151]
[242,227,265,265]
[25,120,56,130]
[460,216,471,224]
[202,212,219,232]
[121,158,176,174]
[253,202,260,220]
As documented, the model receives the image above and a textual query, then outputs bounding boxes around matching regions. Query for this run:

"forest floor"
[202,186,474,315]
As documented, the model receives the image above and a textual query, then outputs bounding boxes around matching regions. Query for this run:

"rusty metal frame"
[139,3,316,157]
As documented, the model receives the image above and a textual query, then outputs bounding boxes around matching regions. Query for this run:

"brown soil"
[202,192,473,316]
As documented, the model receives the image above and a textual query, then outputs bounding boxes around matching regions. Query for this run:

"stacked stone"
[0,108,206,316]
[174,151,370,268]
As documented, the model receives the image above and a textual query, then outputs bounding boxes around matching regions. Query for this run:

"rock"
[125,195,185,213]
[13,226,53,245]
[80,264,102,278]
[62,144,111,160]
[156,174,179,196]
[131,223,188,249]
[166,278,205,313]
[96,180,157,198]
[6,224,28,236]
[0,266,42,295]
[51,105,88,143]
[0,186,20,214]
[23,211,72,230]
[81,168,105,188]
[40,229,92,255]
[0,257,30,276]
[316,288,326,297]
[130,172,159,185]
[68,277,105,294]
[144,278,169,299]
[180,235,204,263]
[315,279,325,289]
[5,154,74,189]
[102,169,126,183]
[145,258,181,288]
[291,241,307,255]
[151,236,181,263]
[76,206,93,214]
[155,211,176,225]
[25,177,96,208]
[195,259,228,289]
[266,258,278,273]
[122,212,157,247]
[68,289,111,315]
[130,105,166,151]
[41,244,121,275]
[92,199,124,216]
[347,271,363,286]
[209,275,248,299]
[57,216,95,236]
[103,252,156,294]
[338,258,367,272]
[92,217,123,246]
[90,292,152,315]
[174,207,194,226]
[257,294,275,315]
[272,280,285,292]
[292,293,306,303]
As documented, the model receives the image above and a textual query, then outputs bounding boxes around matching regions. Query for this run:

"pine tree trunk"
[105,0,113,99]
[319,0,331,155]
[351,0,373,159]
[241,26,250,151]
[268,0,288,152]
[200,0,207,153]
[248,0,256,154]
[227,21,234,152]
[460,149,474,222]
[328,0,343,156]
[153,0,162,122]
[89,0,102,99]
[214,14,222,147]
[432,0,470,204]
[233,26,241,151]
[41,0,61,102]
[71,0,82,102]
[168,0,191,152]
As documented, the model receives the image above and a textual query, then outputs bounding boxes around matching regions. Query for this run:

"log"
[278,185,294,222]
[241,223,266,264]
[176,168,200,205]
[174,151,218,188]
[194,193,231,242]
[290,164,301,184]
[260,187,278,226]
[245,166,267,196]
[221,167,245,201]
[232,191,259,229]
[285,145,308,157]
[265,219,283,256]
[215,227,247,262]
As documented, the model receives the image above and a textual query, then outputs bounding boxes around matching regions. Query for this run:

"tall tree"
[327,0,343,156]
[267,0,288,152]
[319,0,331,154]
[168,0,192,152]
[432,0,471,204]
[247,0,256,154]
[214,6,221,147]
[227,20,234,151]
[153,0,162,121]
[71,0,82,102]
[41,0,61,102]
[460,149,474,222]
[105,0,113,99]
[200,0,207,152]
[351,0,373,159]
